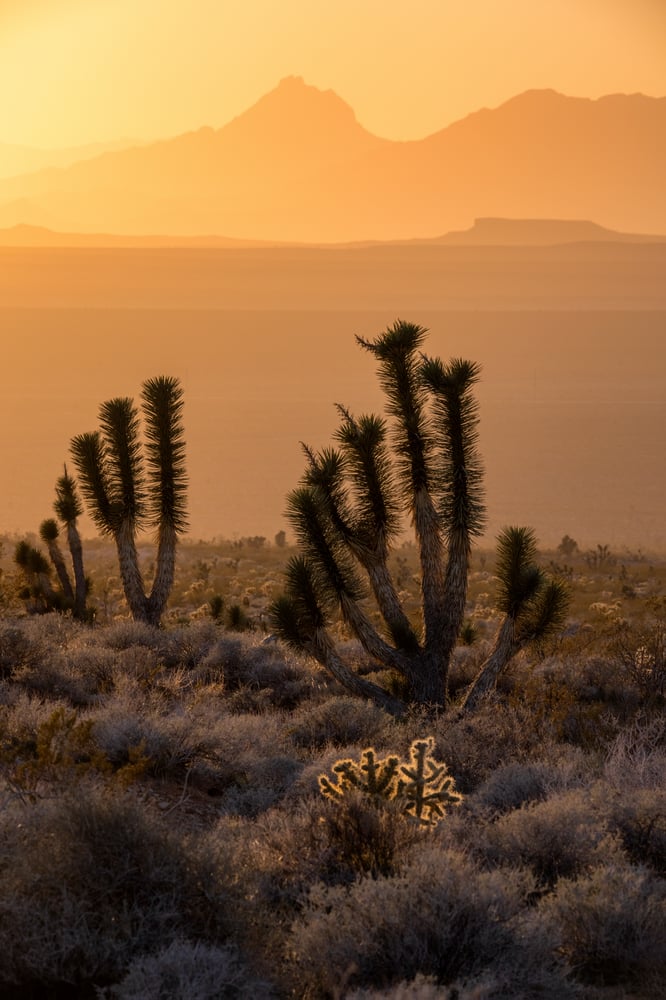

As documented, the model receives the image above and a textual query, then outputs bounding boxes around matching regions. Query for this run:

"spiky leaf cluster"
[142,375,188,534]
[420,357,486,544]
[357,321,434,507]
[494,526,569,642]
[53,467,82,524]
[71,376,187,539]
[270,556,330,649]
[14,540,50,576]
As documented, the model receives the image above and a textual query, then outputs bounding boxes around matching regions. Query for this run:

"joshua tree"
[53,466,88,620]
[269,321,568,714]
[14,539,60,614]
[39,518,74,604]
[70,375,187,626]
[14,469,89,619]
[460,526,568,712]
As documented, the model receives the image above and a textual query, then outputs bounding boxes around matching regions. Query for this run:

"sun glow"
[1,0,665,148]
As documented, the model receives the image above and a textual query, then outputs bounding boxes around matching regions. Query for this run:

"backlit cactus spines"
[319,747,400,802]
[396,736,463,826]
[319,737,462,826]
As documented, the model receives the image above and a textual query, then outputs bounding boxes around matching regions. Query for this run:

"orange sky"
[1,0,665,148]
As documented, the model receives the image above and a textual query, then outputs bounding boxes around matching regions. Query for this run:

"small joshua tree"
[53,466,88,620]
[14,469,89,619]
[320,737,462,826]
[269,320,568,713]
[14,539,60,614]
[70,376,187,626]
[461,527,569,711]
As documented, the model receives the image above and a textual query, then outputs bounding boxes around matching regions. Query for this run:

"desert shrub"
[106,938,274,999]
[604,713,666,790]
[284,743,366,801]
[92,705,211,779]
[610,618,666,698]
[154,621,219,668]
[288,695,396,749]
[0,624,36,678]
[102,619,162,650]
[346,976,447,999]
[602,787,666,877]
[197,635,318,709]
[471,788,623,888]
[289,846,571,998]
[474,761,556,815]
[0,785,231,990]
[348,970,573,1000]
[473,748,592,816]
[314,790,421,879]
[421,702,549,793]
[536,863,666,989]
[218,753,303,817]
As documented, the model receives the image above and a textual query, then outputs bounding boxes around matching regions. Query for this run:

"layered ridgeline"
[0,78,664,240]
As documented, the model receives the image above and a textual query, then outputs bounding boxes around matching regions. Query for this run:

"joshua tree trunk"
[44,537,74,603]
[114,519,149,622]
[147,522,177,626]
[65,520,88,621]
[461,618,516,712]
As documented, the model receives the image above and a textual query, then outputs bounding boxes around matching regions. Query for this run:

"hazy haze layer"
[2,245,664,550]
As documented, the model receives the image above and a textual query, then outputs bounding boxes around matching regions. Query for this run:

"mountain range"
[1,77,664,242]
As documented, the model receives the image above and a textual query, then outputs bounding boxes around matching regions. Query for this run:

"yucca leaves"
[286,485,364,605]
[54,466,82,524]
[420,356,486,543]
[15,540,50,576]
[99,396,146,529]
[461,526,571,710]
[142,375,188,534]
[70,432,115,535]
[39,518,60,544]
[494,526,543,618]
[269,555,330,650]
[334,408,401,551]
[357,321,434,505]
[518,577,570,643]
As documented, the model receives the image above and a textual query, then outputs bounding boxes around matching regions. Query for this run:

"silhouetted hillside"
[0,80,664,240]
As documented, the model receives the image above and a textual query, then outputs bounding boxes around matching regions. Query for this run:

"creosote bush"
[0,785,232,990]
[289,846,574,998]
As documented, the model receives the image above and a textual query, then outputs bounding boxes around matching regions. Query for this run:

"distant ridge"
[432,217,666,246]
[1,219,664,249]
[2,82,665,241]
[0,224,281,249]
[1,81,664,240]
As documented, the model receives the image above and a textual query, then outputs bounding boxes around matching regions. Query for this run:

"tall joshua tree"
[269,321,568,714]
[70,376,187,626]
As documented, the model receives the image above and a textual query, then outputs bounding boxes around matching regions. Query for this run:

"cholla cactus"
[396,736,463,826]
[319,747,400,802]
[319,737,462,826]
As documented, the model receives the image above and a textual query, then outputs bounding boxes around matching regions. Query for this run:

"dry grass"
[0,538,664,997]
